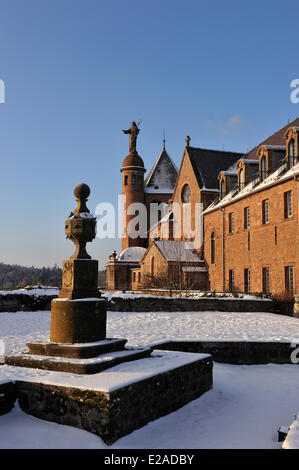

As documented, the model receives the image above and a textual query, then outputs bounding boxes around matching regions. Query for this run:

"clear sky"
[0,0,298,269]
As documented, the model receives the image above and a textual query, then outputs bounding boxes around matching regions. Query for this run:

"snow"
[283,413,299,449]
[205,161,299,214]
[0,287,59,297]
[117,247,147,262]
[1,309,299,448]
[0,362,298,449]
[0,351,209,393]
[2,311,299,359]
[155,240,203,262]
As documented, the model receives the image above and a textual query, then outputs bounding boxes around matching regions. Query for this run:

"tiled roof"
[247,117,299,158]
[187,147,244,190]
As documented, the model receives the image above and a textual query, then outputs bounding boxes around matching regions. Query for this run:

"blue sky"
[0,0,298,269]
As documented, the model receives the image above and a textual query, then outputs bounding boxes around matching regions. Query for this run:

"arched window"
[260,156,267,181]
[181,184,191,203]
[211,232,215,264]
[288,139,295,168]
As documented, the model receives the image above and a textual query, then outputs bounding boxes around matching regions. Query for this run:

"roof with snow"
[117,246,147,262]
[145,144,178,194]
[154,240,203,262]
[247,117,299,158]
[187,147,244,190]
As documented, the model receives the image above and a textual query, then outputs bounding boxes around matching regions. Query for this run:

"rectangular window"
[262,199,269,224]
[132,175,136,185]
[262,267,270,294]
[285,266,294,293]
[229,269,235,292]
[284,191,292,218]
[244,207,250,229]
[133,272,136,282]
[138,272,141,283]
[229,213,234,233]
[124,175,128,185]
[244,269,250,293]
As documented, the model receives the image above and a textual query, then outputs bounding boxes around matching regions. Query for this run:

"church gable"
[145,147,178,194]
[172,148,202,206]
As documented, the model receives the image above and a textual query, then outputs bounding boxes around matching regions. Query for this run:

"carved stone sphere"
[74,183,90,200]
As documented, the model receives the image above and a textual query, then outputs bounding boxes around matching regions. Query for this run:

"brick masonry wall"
[204,177,299,295]
[16,355,212,445]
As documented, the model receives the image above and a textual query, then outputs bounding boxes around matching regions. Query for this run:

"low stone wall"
[0,381,17,415]
[16,355,212,445]
[152,340,298,365]
[1,292,293,315]
[108,296,274,313]
[0,294,56,312]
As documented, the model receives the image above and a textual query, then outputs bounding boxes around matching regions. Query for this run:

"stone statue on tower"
[123,121,140,153]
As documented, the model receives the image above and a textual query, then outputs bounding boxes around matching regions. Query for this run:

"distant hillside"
[0,262,107,290]
[0,262,62,290]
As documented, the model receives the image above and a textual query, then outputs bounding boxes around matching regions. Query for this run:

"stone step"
[5,347,153,375]
[26,338,127,359]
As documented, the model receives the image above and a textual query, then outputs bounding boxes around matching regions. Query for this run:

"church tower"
[121,122,146,250]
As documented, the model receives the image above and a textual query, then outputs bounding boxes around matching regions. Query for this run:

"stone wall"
[16,355,212,445]
[0,381,17,415]
[108,296,274,313]
[0,294,56,312]
[1,292,293,315]
[153,340,298,365]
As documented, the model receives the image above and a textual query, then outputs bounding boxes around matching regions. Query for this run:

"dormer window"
[288,139,295,168]
[260,156,267,181]
[220,179,225,199]
[239,167,245,190]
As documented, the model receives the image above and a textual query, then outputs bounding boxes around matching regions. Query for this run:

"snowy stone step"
[26,338,127,359]
[5,347,153,375]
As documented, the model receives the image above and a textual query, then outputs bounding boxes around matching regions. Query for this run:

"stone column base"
[50,298,107,344]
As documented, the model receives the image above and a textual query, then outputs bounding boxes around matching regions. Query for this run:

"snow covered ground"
[0,362,298,449]
[1,309,299,448]
[2,310,299,357]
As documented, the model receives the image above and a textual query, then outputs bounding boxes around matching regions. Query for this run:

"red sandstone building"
[106,118,299,297]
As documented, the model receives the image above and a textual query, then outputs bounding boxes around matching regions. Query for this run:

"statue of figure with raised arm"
[123,121,140,153]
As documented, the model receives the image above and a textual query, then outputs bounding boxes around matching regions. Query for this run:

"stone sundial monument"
[6,183,152,373]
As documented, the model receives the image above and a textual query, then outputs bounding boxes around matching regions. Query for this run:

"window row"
[228,190,293,233]
[228,266,294,294]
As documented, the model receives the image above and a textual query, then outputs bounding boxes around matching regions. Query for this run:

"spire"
[163,130,166,151]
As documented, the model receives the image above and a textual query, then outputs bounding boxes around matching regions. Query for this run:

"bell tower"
[121,122,146,250]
